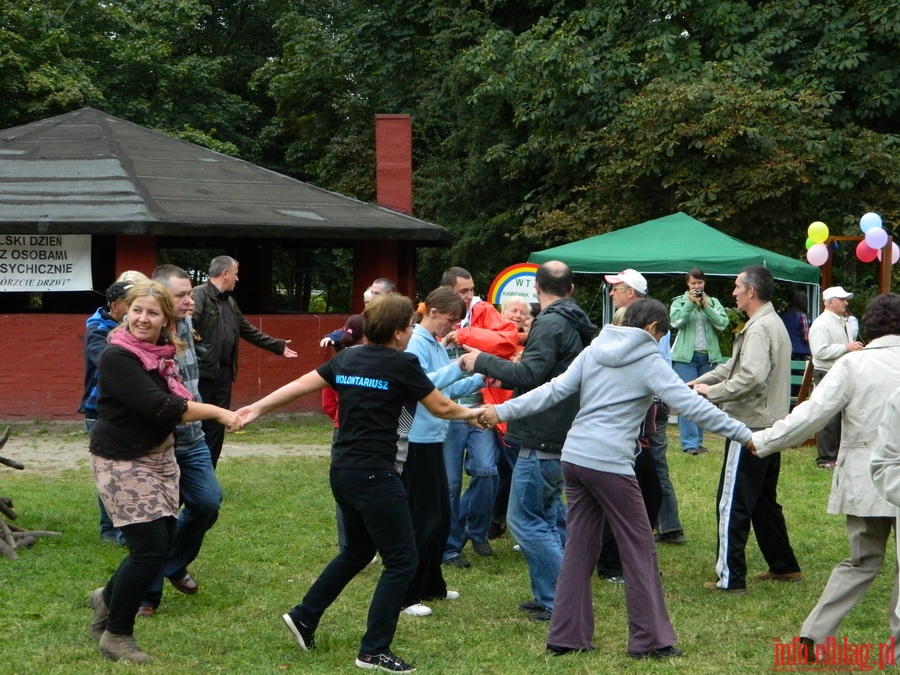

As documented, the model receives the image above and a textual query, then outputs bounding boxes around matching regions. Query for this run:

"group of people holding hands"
[82,257,900,672]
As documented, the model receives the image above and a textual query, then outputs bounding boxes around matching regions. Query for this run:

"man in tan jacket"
[692,265,801,594]
[808,286,864,469]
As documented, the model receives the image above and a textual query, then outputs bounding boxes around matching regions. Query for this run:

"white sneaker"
[445,590,460,600]
[512,544,521,552]
[403,603,432,617]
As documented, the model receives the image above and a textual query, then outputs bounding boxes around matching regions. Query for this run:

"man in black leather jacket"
[192,255,297,466]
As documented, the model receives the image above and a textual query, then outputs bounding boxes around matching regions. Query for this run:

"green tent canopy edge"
[528,212,820,285]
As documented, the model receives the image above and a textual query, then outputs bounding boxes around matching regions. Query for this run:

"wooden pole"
[824,235,892,295]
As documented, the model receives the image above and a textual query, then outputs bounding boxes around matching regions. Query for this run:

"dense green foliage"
[4,1,900,290]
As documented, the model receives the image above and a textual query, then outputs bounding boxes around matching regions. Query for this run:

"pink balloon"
[865,226,888,249]
[876,242,900,265]
[856,240,878,263]
[806,243,829,266]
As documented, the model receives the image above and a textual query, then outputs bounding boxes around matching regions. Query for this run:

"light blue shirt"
[659,331,672,366]
[405,324,485,443]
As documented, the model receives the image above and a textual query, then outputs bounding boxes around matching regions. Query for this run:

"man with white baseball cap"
[808,286,864,468]
[603,269,686,559]
[606,269,649,301]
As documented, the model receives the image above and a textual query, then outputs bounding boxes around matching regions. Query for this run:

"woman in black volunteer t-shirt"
[237,294,485,673]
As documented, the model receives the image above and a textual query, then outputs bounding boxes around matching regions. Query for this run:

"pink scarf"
[109,328,194,401]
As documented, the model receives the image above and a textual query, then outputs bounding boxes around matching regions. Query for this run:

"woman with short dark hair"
[237,293,485,673]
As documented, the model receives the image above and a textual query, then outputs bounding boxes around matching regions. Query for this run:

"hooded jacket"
[79,307,119,417]
[474,298,596,453]
[495,324,752,475]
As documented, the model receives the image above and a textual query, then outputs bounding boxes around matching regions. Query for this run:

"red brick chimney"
[353,115,417,308]
[375,114,413,214]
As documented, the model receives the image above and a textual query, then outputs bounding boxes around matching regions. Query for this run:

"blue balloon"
[861,212,883,233]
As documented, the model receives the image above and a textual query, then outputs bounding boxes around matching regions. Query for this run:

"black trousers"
[292,468,417,657]
[104,517,176,634]
[402,442,451,606]
[491,437,519,529]
[714,438,800,590]
[198,368,232,468]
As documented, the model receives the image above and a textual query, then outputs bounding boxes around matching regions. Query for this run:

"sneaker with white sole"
[282,612,316,650]
[355,651,416,672]
[445,590,460,600]
[403,603,432,617]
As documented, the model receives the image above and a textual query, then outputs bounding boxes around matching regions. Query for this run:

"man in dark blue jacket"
[460,261,596,621]
[80,280,132,544]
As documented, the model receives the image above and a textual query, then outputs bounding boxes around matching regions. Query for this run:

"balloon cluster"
[805,221,830,266]
[857,212,898,264]
[804,213,897,266]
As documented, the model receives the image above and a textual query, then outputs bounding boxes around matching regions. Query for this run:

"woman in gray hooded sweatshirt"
[482,299,752,660]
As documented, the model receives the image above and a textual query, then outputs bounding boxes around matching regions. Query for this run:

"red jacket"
[455,300,519,359]
[321,387,339,428]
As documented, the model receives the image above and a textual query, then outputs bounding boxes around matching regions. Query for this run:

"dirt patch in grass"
[0,417,331,473]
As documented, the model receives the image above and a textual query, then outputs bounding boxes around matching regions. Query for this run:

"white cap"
[604,269,648,295]
[823,286,853,301]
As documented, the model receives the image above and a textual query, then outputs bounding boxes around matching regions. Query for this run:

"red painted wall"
[0,313,350,421]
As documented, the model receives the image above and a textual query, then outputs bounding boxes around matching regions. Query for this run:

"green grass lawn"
[0,419,896,674]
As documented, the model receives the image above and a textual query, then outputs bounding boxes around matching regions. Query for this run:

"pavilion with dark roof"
[0,108,450,419]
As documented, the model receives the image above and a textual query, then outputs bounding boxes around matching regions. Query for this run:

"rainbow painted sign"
[487,263,539,306]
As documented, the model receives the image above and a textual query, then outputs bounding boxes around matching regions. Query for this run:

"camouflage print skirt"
[91,434,180,528]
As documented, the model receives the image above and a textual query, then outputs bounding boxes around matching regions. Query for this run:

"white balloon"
[876,242,900,265]
[866,226,889,249]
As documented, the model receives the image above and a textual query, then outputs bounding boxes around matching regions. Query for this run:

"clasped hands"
[467,404,500,429]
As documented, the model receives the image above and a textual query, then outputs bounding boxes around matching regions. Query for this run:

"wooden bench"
[790,358,814,409]
[790,359,815,446]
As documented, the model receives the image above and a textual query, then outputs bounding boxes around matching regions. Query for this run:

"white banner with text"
[0,234,92,291]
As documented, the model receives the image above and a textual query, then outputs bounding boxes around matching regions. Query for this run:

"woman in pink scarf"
[86,281,241,664]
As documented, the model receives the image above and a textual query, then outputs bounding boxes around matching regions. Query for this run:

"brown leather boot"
[87,587,108,642]
[99,631,151,663]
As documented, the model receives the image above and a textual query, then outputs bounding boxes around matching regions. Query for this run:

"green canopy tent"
[529,212,819,283]
[529,212,820,324]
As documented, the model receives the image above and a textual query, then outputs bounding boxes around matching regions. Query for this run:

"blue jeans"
[86,418,126,545]
[143,435,222,607]
[506,449,566,610]
[291,468,417,657]
[442,422,499,558]
[673,352,714,451]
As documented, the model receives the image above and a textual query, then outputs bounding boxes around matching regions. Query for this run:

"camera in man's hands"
[691,289,703,298]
